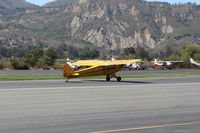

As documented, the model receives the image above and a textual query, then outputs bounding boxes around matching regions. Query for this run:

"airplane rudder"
[63,64,75,75]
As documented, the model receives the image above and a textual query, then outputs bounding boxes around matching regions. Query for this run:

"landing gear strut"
[106,74,122,82]
[106,76,111,81]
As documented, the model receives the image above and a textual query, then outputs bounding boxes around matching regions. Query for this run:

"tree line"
[0,44,200,69]
[9,47,58,69]
[0,44,100,69]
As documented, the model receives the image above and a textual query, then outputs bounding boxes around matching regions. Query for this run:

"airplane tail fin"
[63,64,75,77]
[154,59,157,64]
[190,58,194,63]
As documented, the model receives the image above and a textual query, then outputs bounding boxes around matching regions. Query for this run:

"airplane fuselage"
[64,65,123,78]
[63,59,141,81]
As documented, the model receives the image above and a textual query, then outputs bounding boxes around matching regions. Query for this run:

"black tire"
[117,77,121,82]
[66,78,70,82]
[106,76,110,81]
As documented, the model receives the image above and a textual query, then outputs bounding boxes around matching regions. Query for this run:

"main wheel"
[117,77,121,82]
[106,76,111,81]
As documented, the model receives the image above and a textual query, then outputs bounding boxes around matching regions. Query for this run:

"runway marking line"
[91,121,200,133]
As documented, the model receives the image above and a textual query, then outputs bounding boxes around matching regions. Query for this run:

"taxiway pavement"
[0,76,200,133]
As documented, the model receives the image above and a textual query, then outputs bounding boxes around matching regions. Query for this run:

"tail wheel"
[117,77,121,82]
[106,76,111,81]
[66,78,69,82]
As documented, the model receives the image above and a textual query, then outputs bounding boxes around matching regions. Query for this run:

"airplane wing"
[154,61,183,63]
[73,59,142,66]
[166,61,183,63]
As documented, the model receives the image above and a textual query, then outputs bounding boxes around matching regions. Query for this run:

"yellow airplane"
[63,59,141,82]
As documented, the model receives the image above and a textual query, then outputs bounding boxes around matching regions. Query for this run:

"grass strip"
[0,76,65,81]
[0,75,179,81]
[175,72,200,75]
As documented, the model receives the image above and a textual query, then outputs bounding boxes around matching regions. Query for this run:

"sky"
[26,0,55,6]
[26,0,200,6]
[145,0,200,4]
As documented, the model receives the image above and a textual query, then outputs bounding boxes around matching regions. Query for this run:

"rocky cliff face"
[65,0,200,51]
[1,0,200,57]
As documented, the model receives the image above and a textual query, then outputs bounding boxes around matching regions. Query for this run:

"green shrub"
[181,45,200,67]
[0,61,4,69]
[35,58,45,68]
[44,48,58,66]
[10,58,29,70]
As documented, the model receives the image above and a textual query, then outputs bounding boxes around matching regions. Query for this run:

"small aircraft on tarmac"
[190,58,200,66]
[63,59,141,82]
[153,59,182,69]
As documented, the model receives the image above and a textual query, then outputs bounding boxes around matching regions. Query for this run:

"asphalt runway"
[0,68,199,76]
[0,76,200,133]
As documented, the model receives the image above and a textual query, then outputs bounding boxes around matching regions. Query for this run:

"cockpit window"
[74,66,91,71]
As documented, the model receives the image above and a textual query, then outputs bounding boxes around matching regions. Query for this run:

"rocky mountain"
[44,0,74,7]
[0,0,200,58]
[0,0,37,9]
[0,0,37,16]
[63,0,200,52]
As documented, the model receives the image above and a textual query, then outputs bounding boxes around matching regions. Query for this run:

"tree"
[67,45,79,58]
[120,46,150,59]
[193,53,200,60]
[123,47,136,55]
[118,53,135,59]
[10,58,29,70]
[79,49,100,59]
[165,53,180,61]
[0,59,4,69]
[135,46,149,59]
[25,48,44,67]
[56,44,66,58]
[44,48,58,66]
[181,45,200,62]
[180,44,200,67]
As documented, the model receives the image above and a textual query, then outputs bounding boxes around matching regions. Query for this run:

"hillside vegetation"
[0,0,200,60]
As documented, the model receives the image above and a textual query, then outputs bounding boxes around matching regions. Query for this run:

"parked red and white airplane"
[153,59,182,69]
[190,58,200,66]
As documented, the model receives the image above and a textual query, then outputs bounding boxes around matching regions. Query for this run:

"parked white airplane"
[190,58,200,66]
[153,59,182,69]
